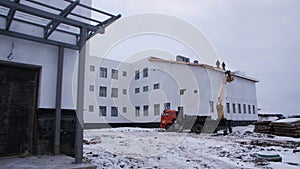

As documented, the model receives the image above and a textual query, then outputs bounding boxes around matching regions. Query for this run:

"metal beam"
[86,14,122,41]
[0,0,99,31]
[0,29,79,50]
[6,0,20,30]
[75,27,87,164]
[44,0,79,39]
[54,46,64,155]
[64,0,115,17]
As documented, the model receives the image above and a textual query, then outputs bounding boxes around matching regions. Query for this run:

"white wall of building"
[0,0,92,110]
[84,56,258,124]
[0,35,78,109]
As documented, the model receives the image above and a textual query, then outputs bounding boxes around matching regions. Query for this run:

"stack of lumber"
[271,118,300,138]
[254,121,273,134]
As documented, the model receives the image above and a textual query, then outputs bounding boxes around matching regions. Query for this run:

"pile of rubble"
[254,118,300,138]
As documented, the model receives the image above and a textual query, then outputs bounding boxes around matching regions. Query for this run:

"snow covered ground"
[83,125,300,169]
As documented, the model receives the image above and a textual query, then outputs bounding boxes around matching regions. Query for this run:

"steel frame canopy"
[0,0,121,49]
[0,0,121,164]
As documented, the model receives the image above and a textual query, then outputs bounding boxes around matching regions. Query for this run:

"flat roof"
[148,57,259,82]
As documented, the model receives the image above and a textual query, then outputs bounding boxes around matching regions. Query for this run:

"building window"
[111,69,118,80]
[226,103,230,113]
[123,71,127,77]
[100,67,107,78]
[194,90,198,93]
[243,104,246,114]
[90,65,95,72]
[238,104,242,113]
[232,103,236,113]
[123,89,127,95]
[123,107,127,113]
[99,86,107,97]
[248,105,251,114]
[111,107,118,117]
[111,88,118,98]
[253,105,256,114]
[135,88,140,94]
[88,105,94,112]
[89,85,94,92]
[143,68,148,78]
[135,106,140,117]
[154,104,160,116]
[210,101,214,113]
[135,70,140,80]
[99,106,106,116]
[143,105,149,116]
[180,89,186,95]
[164,102,171,110]
[153,83,160,90]
[143,86,149,92]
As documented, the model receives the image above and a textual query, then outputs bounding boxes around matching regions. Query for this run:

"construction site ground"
[83,125,300,169]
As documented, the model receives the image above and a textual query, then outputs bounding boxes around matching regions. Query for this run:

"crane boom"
[217,71,234,119]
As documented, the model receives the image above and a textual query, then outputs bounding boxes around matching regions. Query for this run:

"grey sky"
[92,0,300,115]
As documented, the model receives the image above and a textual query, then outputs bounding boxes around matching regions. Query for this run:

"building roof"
[148,57,259,82]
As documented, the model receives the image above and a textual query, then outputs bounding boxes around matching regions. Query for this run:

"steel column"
[75,28,87,164]
[54,46,64,155]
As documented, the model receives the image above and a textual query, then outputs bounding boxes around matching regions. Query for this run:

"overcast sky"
[92,0,300,115]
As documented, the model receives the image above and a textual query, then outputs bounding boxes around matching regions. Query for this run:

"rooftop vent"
[176,55,190,63]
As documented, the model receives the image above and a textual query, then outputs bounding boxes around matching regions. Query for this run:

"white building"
[84,56,259,128]
[0,0,119,159]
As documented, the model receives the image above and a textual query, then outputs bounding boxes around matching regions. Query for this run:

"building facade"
[0,0,118,158]
[84,56,258,128]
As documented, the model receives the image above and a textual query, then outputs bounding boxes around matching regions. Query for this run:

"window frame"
[143,86,149,92]
[154,104,160,116]
[111,88,118,98]
[143,68,148,78]
[99,86,107,97]
[153,83,160,90]
[143,105,149,116]
[111,106,118,117]
[111,69,118,80]
[135,106,140,117]
[232,103,236,113]
[135,70,140,80]
[135,87,140,94]
[99,106,107,116]
[226,103,230,113]
[100,67,107,78]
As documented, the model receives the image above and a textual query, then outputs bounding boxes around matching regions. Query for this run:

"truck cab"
[160,110,177,130]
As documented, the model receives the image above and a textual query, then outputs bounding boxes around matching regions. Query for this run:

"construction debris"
[271,118,300,138]
[253,121,273,134]
[256,152,282,162]
[254,118,300,138]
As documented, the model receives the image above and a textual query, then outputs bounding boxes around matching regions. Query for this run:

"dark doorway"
[0,62,39,156]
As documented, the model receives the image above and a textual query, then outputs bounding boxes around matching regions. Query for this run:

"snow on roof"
[258,111,284,115]
[272,118,300,123]
[148,57,259,82]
